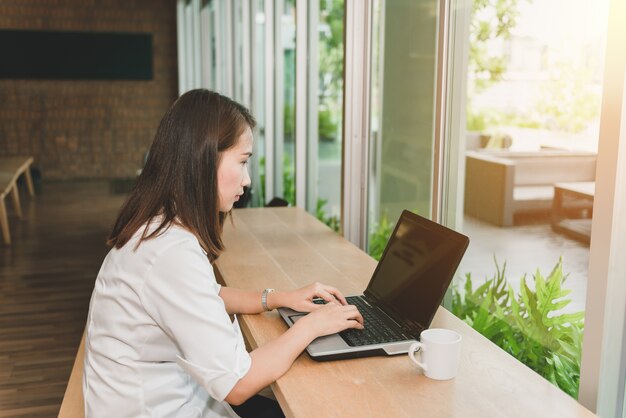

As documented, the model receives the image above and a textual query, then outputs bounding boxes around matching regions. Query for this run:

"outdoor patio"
[456,215,590,314]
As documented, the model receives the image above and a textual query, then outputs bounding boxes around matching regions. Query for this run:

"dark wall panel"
[0,29,153,80]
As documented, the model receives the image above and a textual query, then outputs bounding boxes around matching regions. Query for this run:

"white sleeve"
[140,238,252,402]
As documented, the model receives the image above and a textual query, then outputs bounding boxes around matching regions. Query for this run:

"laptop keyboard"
[314,296,410,347]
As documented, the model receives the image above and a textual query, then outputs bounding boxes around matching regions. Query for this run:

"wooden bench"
[0,157,35,244]
[58,333,85,418]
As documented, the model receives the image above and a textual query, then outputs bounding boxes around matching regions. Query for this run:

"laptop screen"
[364,211,469,335]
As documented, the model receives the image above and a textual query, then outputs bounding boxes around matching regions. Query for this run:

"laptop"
[278,210,470,361]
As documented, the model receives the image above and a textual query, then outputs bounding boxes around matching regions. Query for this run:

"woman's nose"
[242,165,251,187]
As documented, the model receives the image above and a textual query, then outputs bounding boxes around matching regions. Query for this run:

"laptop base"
[278,306,418,361]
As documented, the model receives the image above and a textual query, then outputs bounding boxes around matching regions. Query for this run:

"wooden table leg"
[24,166,35,197]
[10,183,23,219]
[0,198,10,244]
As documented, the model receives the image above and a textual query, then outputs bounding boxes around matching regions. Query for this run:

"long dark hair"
[107,89,256,261]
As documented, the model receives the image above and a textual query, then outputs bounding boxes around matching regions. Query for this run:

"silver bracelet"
[261,288,275,311]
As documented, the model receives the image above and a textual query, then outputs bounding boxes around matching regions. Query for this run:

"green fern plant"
[316,198,340,233]
[368,213,393,261]
[452,257,584,398]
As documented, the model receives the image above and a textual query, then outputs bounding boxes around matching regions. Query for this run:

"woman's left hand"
[280,282,348,313]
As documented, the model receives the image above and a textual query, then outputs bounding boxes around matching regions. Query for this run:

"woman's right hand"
[227,302,364,404]
[296,301,364,338]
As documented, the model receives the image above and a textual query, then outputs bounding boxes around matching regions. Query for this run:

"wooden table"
[60,207,597,417]
[0,156,35,244]
[551,182,595,244]
[215,207,597,418]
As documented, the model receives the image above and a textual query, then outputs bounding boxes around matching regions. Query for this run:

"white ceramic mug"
[408,328,462,380]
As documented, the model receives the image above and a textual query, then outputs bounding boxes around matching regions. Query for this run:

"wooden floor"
[0,181,127,418]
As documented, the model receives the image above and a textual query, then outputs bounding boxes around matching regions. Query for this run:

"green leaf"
[464,272,474,297]
[472,288,494,332]
[545,312,585,327]
[457,256,583,399]
[551,353,580,398]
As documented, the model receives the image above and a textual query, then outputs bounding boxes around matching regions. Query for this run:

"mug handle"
[408,342,428,372]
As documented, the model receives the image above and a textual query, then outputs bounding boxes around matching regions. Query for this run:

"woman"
[83,89,364,418]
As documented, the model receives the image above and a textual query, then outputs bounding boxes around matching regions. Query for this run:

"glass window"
[200,0,216,90]
[233,0,245,103]
[315,0,344,231]
[274,0,296,204]
[445,0,610,399]
[364,0,611,400]
[250,0,267,207]
[367,0,439,260]
[622,385,626,418]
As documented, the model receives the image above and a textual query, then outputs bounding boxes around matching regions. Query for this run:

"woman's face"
[217,127,253,212]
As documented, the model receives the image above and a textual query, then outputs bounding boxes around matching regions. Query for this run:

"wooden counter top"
[215,207,597,418]
[59,206,596,418]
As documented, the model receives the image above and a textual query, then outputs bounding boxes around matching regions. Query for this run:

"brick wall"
[0,0,178,179]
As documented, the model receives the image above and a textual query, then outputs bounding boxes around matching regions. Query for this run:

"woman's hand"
[296,301,364,338]
[225,301,364,405]
[276,282,349,312]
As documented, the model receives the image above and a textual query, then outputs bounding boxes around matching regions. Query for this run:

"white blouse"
[83,221,251,418]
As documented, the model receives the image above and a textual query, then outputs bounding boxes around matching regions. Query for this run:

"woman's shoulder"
[122,219,205,262]
[144,222,202,252]
[139,224,218,293]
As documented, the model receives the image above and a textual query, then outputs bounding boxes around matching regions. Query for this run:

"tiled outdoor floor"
[456,216,590,314]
